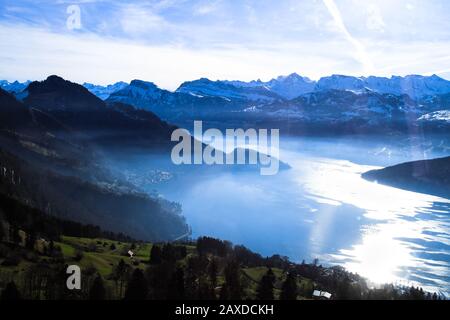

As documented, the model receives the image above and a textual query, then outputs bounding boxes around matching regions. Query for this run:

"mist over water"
[108,135,450,295]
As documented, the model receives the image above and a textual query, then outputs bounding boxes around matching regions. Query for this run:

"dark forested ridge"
[362,156,450,199]
[0,193,134,242]
[0,148,188,241]
[0,80,189,242]
[22,75,177,149]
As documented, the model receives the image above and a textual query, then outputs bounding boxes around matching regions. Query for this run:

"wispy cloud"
[0,0,449,85]
[322,0,374,74]
[119,3,169,35]
[193,0,221,16]
[366,3,385,33]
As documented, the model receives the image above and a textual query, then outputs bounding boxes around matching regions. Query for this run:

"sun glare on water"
[287,154,450,292]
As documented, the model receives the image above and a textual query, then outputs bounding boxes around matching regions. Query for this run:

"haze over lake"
[108,135,450,295]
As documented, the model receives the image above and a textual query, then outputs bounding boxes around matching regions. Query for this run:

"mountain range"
[0,80,31,94]
[83,81,128,100]
[0,76,189,241]
[2,73,450,135]
[5,73,450,102]
[80,73,450,101]
[105,74,450,134]
[18,75,177,149]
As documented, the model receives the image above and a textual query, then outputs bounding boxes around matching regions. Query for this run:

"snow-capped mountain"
[107,80,174,111]
[224,73,316,99]
[101,72,450,134]
[0,80,31,94]
[83,81,128,100]
[5,73,450,105]
[107,79,247,120]
[176,78,282,102]
[174,73,315,101]
[266,73,316,99]
[178,73,450,101]
[366,75,450,99]
[315,75,366,92]
[3,72,449,135]
[245,88,450,135]
[315,74,450,99]
[418,110,450,123]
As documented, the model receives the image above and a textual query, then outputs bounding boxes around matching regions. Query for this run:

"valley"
[0,73,449,299]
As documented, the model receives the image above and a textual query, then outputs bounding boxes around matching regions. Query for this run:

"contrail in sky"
[322,0,374,74]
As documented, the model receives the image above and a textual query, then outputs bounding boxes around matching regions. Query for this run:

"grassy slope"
[58,236,150,276]
[0,236,303,299]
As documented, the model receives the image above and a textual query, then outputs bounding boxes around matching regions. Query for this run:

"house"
[312,290,332,300]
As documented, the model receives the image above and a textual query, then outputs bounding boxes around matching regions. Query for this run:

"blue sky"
[0,0,449,90]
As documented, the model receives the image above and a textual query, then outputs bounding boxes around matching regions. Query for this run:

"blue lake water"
[110,136,450,295]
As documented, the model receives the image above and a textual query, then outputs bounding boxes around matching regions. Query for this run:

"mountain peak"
[284,72,301,79]
[0,79,31,94]
[430,74,442,79]
[130,79,159,90]
[46,74,65,82]
[24,75,104,111]
[83,81,129,100]
[265,73,315,98]
[27,75,84,93]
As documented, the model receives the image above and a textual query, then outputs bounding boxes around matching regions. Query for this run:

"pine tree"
[219,284,229,300]
[257,268,275,300]
[124,268,148,300]
[26,229,36,250]
[1,281,21,300]
[148,261,173,299]
[167,267,185,299]
[49,240,55,255]
[280,272,298,300]
[9,224,20,244]
[222,261,242,300]
[162,243,176,263]
[0,221,4,241]
[149,245,162,264]
[198,278,216,300]
[208,258,218,288]
[89,275,106,300]
[113,259,130,298]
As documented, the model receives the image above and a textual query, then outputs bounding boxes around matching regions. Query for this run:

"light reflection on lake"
[109,136,450,295]
[285,151,450,294]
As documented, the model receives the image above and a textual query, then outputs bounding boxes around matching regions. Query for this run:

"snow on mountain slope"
[0,80,31,93]
[107,79,248,120]
[316,74,450,99]
[5,73,450,106]
[107,80,172,108]
[176,78,282,102]
[223,73,450,100]
[367,74,450,99]
[83,81,128,100]
[224,73,315,99]
[418,110,450,123]
[266,73,316,99]
[316,75,366,92]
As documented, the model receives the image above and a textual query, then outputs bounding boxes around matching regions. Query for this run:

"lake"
[108,135,450,295]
